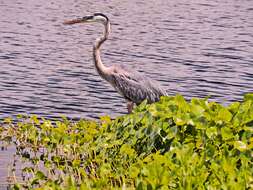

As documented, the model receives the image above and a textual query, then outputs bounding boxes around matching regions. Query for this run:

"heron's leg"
[127,101,134,113]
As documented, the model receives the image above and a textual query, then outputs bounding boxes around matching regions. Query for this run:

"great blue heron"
[64,13,167,113]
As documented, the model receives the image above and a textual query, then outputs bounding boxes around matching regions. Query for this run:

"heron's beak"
[63,16,93,25]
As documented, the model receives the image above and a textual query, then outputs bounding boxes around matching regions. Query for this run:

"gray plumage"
[109,65,167,105]
[64,13,167,113]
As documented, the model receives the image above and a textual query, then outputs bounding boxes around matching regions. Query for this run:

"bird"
[64,13,167,113]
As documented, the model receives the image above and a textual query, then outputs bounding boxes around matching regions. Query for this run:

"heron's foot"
[127,102,134,113]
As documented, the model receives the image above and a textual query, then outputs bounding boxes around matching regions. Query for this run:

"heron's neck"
[93,21,111,80]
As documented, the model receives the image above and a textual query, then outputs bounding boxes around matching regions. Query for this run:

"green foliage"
[1,94,253,189]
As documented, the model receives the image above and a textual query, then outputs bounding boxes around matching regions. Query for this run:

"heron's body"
[106,65,166,104]
[64,13,167,113]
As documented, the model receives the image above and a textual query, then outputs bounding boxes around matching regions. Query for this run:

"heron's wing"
[110,66,167,104]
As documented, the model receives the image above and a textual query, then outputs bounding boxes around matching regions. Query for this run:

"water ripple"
[0,0,252,122]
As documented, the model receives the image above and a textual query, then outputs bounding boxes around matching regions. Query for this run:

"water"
[0,0,252,186]
[0,0,253,120]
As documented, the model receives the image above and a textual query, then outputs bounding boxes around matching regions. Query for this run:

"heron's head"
[64,13,109,25]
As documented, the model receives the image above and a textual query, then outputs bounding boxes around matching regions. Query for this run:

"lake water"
[0,0,252,186]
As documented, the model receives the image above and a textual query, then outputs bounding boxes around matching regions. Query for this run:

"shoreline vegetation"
[0,94,253,189]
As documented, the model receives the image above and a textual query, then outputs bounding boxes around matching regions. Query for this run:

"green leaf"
[234,141,247,151]
[206,127,218,139]
[221,127,234,140]
[191,103,205,116]
[218,108,232,123]
[244,93,253,101]
[35,171,47,180]
[120,144,136,157]
[3,117,12,124]
[129,166,140,178]
[1,94,253,189]
[228,102,240,114]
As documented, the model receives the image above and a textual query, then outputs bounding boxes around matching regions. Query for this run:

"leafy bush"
[1,94,253,189]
